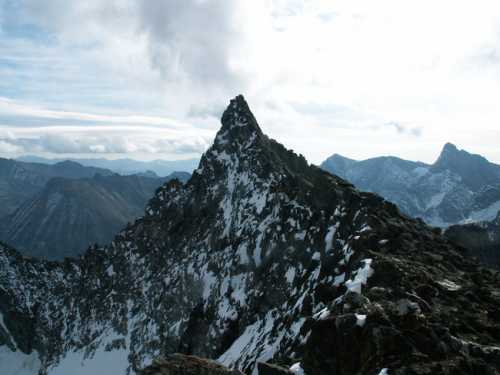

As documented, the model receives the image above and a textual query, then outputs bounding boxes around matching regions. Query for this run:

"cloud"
[385,122,423,137]
[137,0,245,88]
[2,1,500,164]
[0,132,211,157]
[2,0,250,113]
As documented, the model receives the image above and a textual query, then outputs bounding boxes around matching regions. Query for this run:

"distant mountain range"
[321,143,500,227]
[17,155,199,177]
[0,157,190,259]
[0,157,114,218]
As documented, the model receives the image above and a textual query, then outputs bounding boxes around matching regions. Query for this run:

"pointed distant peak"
[442,142,459,154]
[432,143,498,190]
[435,142,462,165]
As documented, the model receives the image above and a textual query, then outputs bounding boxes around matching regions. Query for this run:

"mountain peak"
[215,95,264,146]
[432,142,500,190]
[442,142,458,153]
[434,142,463,166]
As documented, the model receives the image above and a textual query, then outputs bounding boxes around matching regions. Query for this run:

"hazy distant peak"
[443,142,458,152]
[434,142,464,165]
[430,143,500,190]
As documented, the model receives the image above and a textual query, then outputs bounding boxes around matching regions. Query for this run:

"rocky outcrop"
[140,354,243,375]
[301,260,500,374]
[0,96,499,375]
[257,362,293,375]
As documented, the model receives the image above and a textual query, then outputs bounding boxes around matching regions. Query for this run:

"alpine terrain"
[0,96,499,375]
[321,143,500,227]
[0,172,188,260]
[0,158,114,218]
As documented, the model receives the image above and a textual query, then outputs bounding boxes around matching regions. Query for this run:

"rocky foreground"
[0,96,499,375]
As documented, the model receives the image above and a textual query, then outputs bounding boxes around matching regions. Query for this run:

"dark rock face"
[302,261,500,375]
[0,173,184,260]
[140,354,244,375]
[320,144,500,227]
[0,95,499,375]
[445,212,500,269]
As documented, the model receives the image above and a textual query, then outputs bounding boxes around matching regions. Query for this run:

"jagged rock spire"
[213,95,265,150]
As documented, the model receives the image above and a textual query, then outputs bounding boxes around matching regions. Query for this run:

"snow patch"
[0,346,41,375]
[333,273,345,286]
[285,267,296,284]
[105,265,115,277]
[355,314,366,327]
[437,279,461,291]
[290,362,305,375]
[48,345,130,375]
[313,307,330,320]
[324,224,338,252]
[345,259,374,294]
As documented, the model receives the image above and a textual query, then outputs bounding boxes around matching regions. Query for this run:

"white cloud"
[0,130,212,159]
[1,1,500,164]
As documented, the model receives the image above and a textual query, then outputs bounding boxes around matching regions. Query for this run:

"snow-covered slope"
[321,144,500,227]
[0,96,499,375]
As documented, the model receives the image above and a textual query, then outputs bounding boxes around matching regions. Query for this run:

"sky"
[1,0,500,164]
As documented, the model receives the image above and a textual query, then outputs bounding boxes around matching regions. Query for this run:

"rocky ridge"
[0,96,499,375]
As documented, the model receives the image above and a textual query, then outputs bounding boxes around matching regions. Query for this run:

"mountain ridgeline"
[17,156,199,177]
[0,158,114,218]
[0,96,499,375]
[321,144,500,227]
[0,172,189,259]
[0,157,190,259]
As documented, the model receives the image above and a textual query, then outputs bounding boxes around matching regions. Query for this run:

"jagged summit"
[216,95,265,147]
[432,142,500,190]
[191,95,321,190]
[221,95,259,129]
